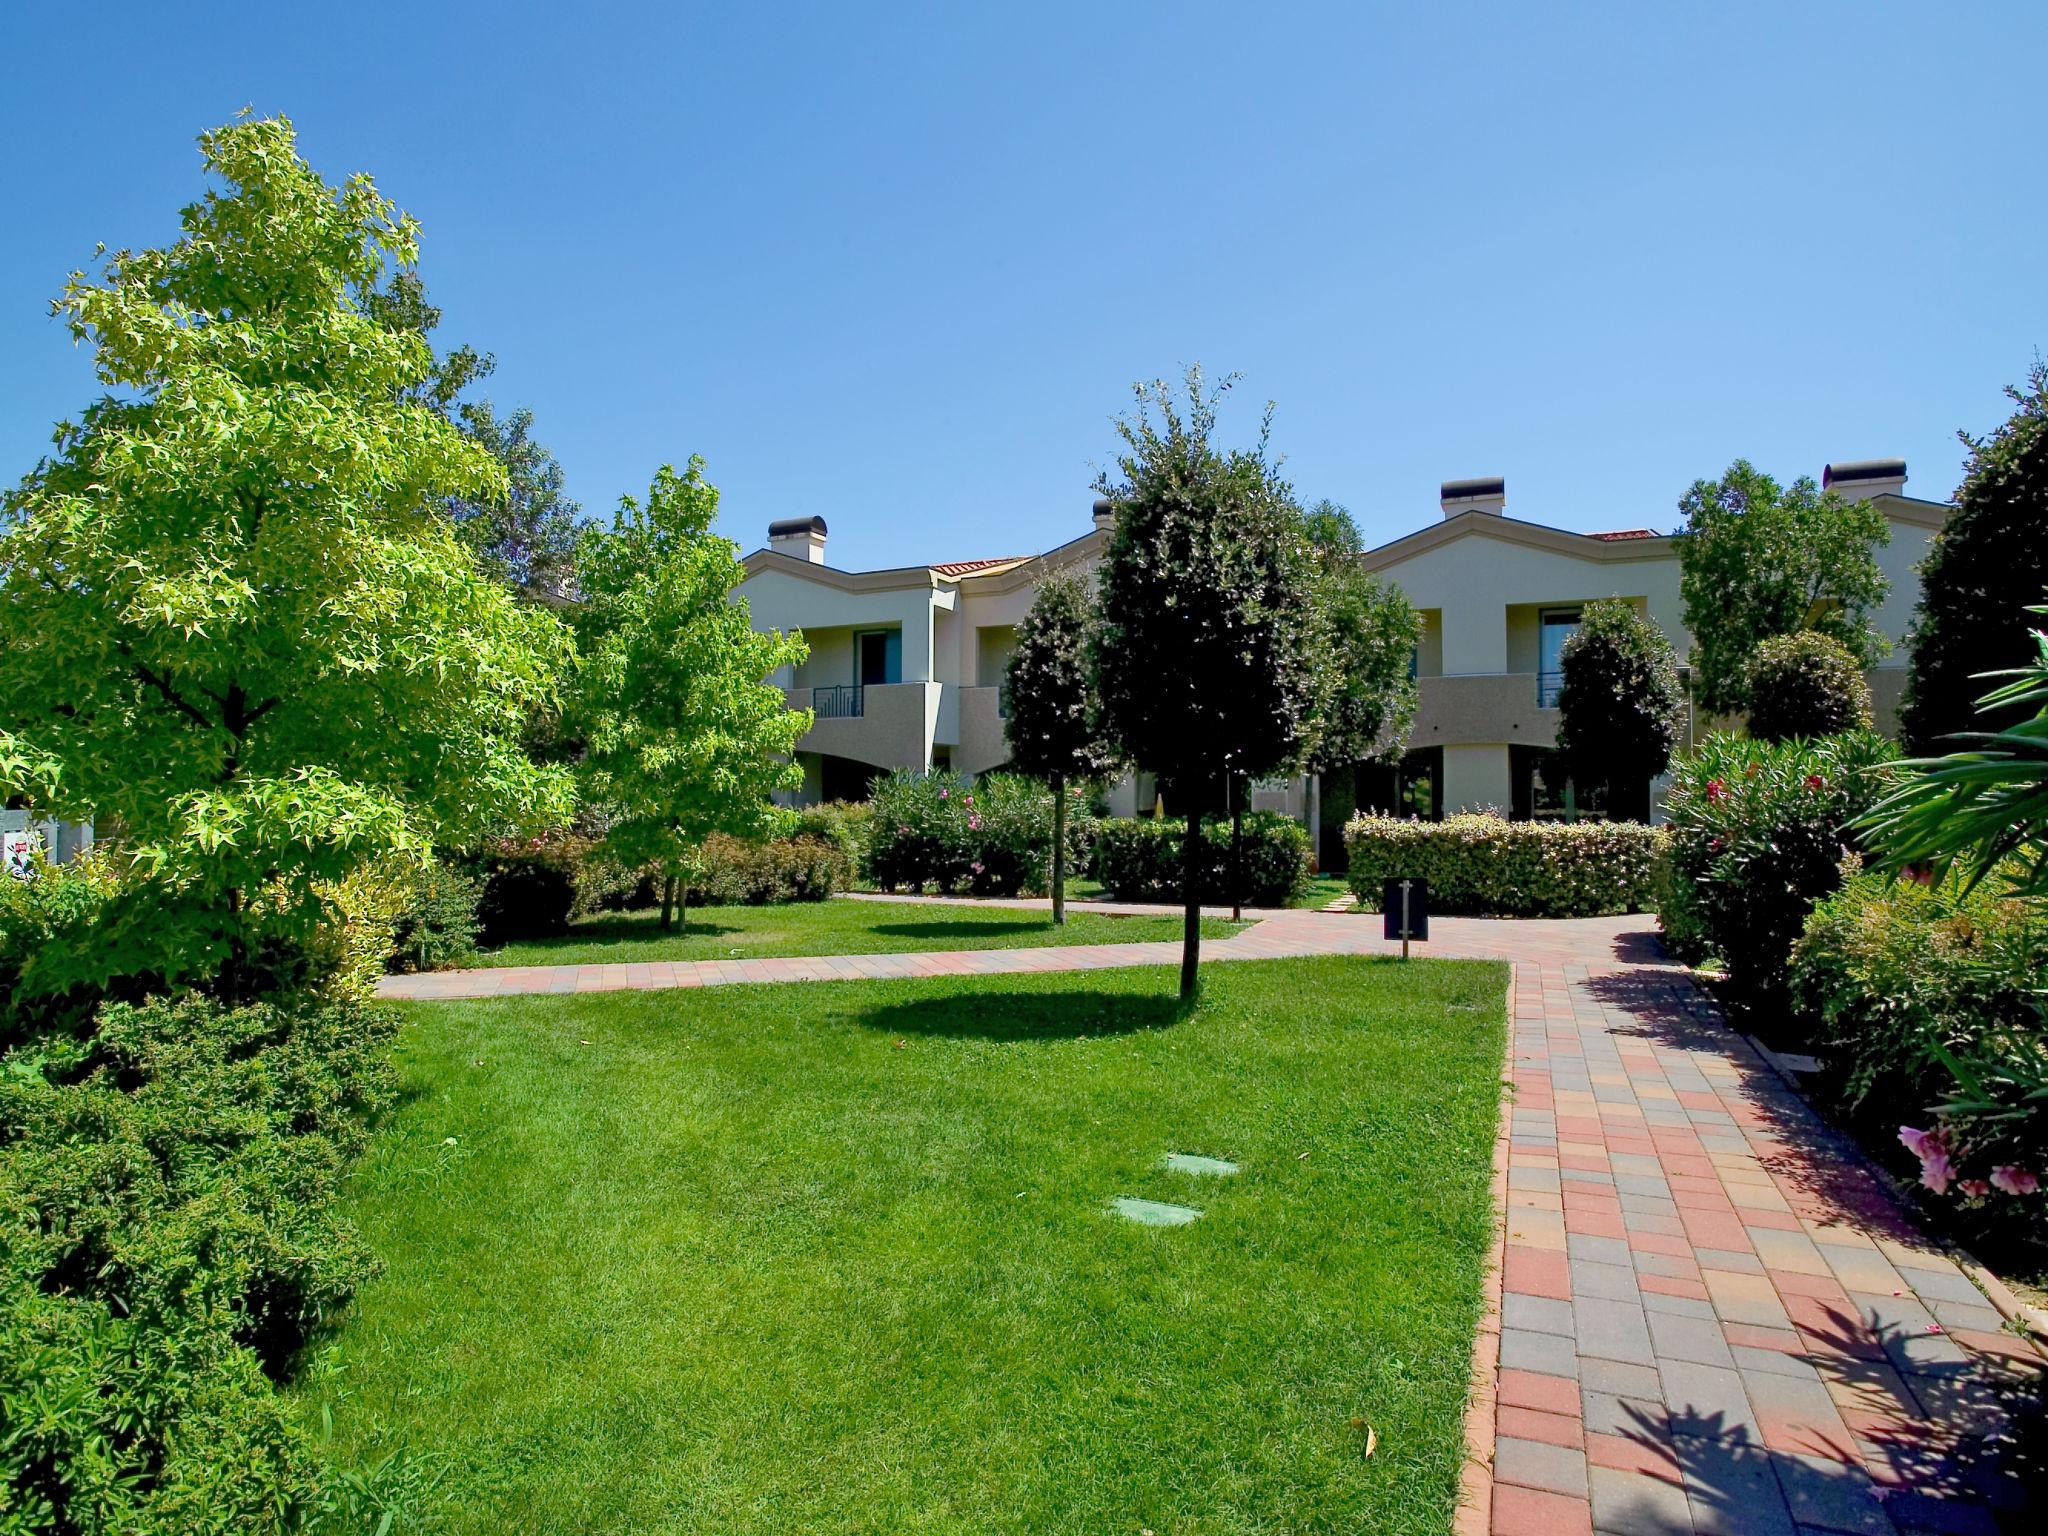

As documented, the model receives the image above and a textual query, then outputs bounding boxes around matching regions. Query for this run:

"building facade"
[735,459,1949,837]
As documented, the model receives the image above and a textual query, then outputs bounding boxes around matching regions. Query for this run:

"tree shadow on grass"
[863,988,1194,1042]
[501,916,745,951]
[870,919,1054,941]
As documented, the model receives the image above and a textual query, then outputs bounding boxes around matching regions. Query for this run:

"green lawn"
[305,957,1507,1535]
[1065,874,1354,909]
[484,898,1244,967]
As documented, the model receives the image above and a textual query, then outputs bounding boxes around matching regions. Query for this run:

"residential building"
[736,459,1949,840]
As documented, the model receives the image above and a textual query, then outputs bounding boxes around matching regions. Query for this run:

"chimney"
[1091,496,1116,532]
[767,515,828,564]
[1822,459,1907,502]
[1440,476,1506,519]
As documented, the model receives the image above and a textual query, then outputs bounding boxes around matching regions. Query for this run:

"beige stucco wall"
[1443,745,1513,815]
[782,681,935,772]
[1412,674,1561,749]
[955,686,1011,777]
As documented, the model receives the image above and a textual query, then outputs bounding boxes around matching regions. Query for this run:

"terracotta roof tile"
[930,556,1029,577]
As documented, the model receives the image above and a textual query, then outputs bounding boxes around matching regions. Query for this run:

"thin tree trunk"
[677,879,690,937]
[1230,775,1244,924]
[1179,808,1203,1000]
[1051,772,1067,926]
[660,873,677,931]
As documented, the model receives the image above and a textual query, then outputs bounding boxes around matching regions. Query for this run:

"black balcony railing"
[812,684,864,719]
[997,682,1012,719]
[1537,670,1564,708]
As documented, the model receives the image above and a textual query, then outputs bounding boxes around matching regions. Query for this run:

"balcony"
[1537,670,1563,708]
[812,684,863,719]
[1411,673,1561,748]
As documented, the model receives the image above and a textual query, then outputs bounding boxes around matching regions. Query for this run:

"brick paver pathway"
[376,903,2044,1530]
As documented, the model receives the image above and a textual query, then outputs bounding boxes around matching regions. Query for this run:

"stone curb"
[1455,960,1515,1536]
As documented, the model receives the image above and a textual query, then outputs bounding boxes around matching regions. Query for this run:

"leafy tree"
[1003,572,1116,924]
[0,116,574,992]
[1745,630,1872,743]
[1297,499,1421,769]
[446,400,582,600]
[574,460,810,930]
[1674,460,1890,717]
[1900,364,2048,754]
[1553,599,1682,819]
[1090,369,1329,996]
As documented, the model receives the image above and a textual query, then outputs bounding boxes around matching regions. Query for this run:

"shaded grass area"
[1061,873,1352,910]
[485,899,1244,967]
[305,957,1507,1535]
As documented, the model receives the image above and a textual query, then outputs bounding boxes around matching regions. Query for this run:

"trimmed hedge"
[1342,813,1664,917]
[1091,814,1311,908]
[1745,630,1872,743]
[687,833,847,905]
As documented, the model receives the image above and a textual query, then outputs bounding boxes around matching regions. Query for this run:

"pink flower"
[897,824,909,835]
[1919,1146,1956,1196]
[1991,1165,2040,1196]
[971,861,984,874]
[938,787,949,799]
[1705,779,1727,803]
[1804,773,1826,791]
[1959,1180,1991,1198]
[1898,1126,1936,1159]
[963,794,973,805]
[968,815,981,831]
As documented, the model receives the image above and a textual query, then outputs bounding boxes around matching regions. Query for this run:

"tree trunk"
[660,872,678,931]
[676,879,690,937]
[1230,776,1244,924]
[1179,808,1203,1000]
[1051,772,1068,926]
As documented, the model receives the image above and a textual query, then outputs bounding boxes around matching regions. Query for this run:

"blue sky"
[4,2,2043,571]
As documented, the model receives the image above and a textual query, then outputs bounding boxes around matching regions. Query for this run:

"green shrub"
[1341,813,1664,917]
[791,801,872,882]
[0,851,127,1047]
[0,988,397,1532]
[686,833,848,905]
[468,832,586,944]
[1661,730,1898,1011]
[1745,630,1873,743]
[867,771,1093,896]
[385,859,482,973]
[1091,814,1311,907]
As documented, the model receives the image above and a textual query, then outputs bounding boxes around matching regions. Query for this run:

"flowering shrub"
[686,832,848,905]
[1660,730,1897,1009]
[1091,814,1311,907]
[866,770,1092,896]
[1342,813,1664,917]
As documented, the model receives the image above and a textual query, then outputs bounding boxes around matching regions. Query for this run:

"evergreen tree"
[1553,599,1682,819]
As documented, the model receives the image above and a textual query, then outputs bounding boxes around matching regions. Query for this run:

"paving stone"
[1574,1259,1645,1301]
[1674,1435,1794,1536]
[1731,1346,1822,1381]
[1506,1293,1578,1337]
[1891,1263,1986,1309]
[1767,1452,1893,1536]
[1503,1326,1581,1379]
[1493,1482,1595,1536]
[1641,1290,1719,1321]
[1496,1435,1590,1497]
[1924,1298,2005,1336]
[1660,1362,1759,1442]
[1578,1299,1659,1367]
[1571,1233,1636,1267]
[1649,1311,1739,1369]
[1589,1465,1695,1535]
[1582,1389,1671,1439]
[1582,1357,1667,1402]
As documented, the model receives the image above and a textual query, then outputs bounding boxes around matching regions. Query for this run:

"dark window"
[856,629,902,685]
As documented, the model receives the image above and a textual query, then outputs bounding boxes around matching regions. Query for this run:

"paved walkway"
[375,904,2043,1530]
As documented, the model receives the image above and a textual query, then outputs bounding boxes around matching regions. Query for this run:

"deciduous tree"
[1900,365,2048,754]
[1553,599,1682,819]
[1090,369,1328,996]
[0,117,575,990]
[1003,571,1116,924]
[1674,461,1889,717]
[1297,499,1421,769]
[574,460,810,931]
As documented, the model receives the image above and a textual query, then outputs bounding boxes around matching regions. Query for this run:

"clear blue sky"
[4,2,2043,571]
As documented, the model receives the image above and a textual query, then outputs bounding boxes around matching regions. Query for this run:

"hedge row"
[866,771,1093,898]
[1342,813,1664,917]
[1090,813,1311,908]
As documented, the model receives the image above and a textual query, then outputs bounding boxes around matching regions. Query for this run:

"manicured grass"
[306,956,1507,1534]
[484,898,1244,967]
[1062,874,1353,909]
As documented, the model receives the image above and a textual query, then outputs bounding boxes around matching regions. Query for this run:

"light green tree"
[0,117,575,990]
[1674,461,1890,717]
[575,460,811,930]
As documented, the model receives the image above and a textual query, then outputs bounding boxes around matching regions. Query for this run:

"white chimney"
[1091,496,1116,532]
[1822,459,1907,502]
[768,515,828,564]
[1441,476,1505,519]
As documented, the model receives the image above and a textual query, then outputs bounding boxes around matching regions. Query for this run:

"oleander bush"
[1092,813,1311,908]
[686,832,848,905]
[1745,630,1873,744]
[867,771,1094,897]
[1660,729,1898,1010]
[1342,813,1664,917]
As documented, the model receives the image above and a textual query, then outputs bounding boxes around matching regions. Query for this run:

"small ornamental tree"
[1745,630,1872,743]
[1090,369,1329,996]
[1901,365,2048,754]
[574,460,810,931]
[1675,460,1890,717]
[1003,572,1116,924]
[1298,499,1422,769]
[1553,599,1682,820]
[0,117,574,992]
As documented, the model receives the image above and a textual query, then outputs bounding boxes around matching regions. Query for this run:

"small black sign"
[1382,878,1429,942]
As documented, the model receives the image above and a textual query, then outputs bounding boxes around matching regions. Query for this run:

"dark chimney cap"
[767,515,828,537]
[1822,459,1906,491]
[1441,476,1505,501]
[1091,496,1114,517]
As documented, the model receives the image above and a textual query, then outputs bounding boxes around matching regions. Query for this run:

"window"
[1537,608,1581,707]
[855,629,902,686]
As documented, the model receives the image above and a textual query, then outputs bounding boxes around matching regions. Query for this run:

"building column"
[1442,745,1512,816]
